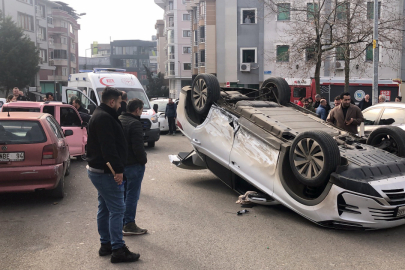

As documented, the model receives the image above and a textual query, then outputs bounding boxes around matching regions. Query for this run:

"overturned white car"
[170,74,405,230]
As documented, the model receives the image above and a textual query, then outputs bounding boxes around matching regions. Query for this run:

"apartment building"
[155,0,193,98]
[263,1,405,83]
[155,20,167,74]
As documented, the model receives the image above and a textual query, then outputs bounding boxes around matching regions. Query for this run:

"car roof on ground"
[0,112,47,119]
[2,101,65,108]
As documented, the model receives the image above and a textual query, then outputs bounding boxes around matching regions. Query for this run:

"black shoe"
[111,245,140,263]
[99,242,112,256]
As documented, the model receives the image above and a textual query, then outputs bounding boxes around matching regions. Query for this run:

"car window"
[0,120,46,144]
[363,108,382,125]
[43,105,55,117]
[2,107,40,112]
[46,116,63,139]
[97,88,151,109]
[150,100,167,112]
[379,108,405,126]
[60,107,81,127]
[67,89,96,115]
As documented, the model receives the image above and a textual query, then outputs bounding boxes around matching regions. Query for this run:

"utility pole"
[372,0,379,105]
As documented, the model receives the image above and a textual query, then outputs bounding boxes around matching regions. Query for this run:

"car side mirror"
[64,129,74,137]
[153,104,158,113]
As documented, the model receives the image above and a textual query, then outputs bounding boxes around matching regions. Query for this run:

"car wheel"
[191,74,221,115]
[289,131,340,187]
[260,77,290,105]
[148,141,155,147]
[50,174,65,199]
[366,126,405,157]
[65,159,71,176]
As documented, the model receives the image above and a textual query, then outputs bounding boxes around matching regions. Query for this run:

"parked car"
[363,102,405,134]
[1,101,87,159]
[0,112,72,198]
[170,74,405,230]
[150,99,170,132]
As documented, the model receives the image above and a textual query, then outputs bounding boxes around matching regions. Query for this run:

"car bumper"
[144,128,160,142]
[0,164,64,193]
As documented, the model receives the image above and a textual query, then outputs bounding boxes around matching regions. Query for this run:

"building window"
[367,1,381,20]
[17,13,34,31]
[200,2,205,16]
[72,68,76,74]
[36,4,45,18]
[194,8,198,23]
[195,52,198,67]
[70,53,76,63]
[168,45,175,59]
[169,62,175,75]
[183,30,191,37]
[366,44,373,61]
[61,21,68,28]
[277,3,290,21]
[200,50,205,64]
[18,0,33,4]
[47,16,53,24]
[336,46,346,61]
[200,26,205,42]
[336,2,349,20]
[61,36,67,44]
[241,9,256,24]
[71,42,75,50]
[306,47,316,61]
[168,1,173,10]
[53,50,67,59]
[276,45,290,62]
[121,59,138,68]
[168,17,174,27]
[37,26,46,41]
[194,31,198,45]
[123,47,137,55]
[241,48,256,63]
[62,67,68,76]
[307,3,319,20]
[39,49,47,63]
[168,30,174,43]
[183,47,191,54]
[183,14,190,21]
[69,24,73,34]
[184,63,191,70]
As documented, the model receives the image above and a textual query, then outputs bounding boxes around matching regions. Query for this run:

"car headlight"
[151,116,158,123]
[159,114,166,119]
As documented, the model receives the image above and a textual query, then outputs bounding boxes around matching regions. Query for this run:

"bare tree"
[262,0,404,94]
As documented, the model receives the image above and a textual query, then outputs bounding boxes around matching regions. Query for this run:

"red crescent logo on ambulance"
[100,77,115,86]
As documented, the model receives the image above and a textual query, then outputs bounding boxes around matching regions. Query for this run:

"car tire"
[289,131,340,187]
[51,174,65,199]
[191,74,221,115]
[366,126,405,157]
[65,159,71,176]
[260,77,290,105]
[148,141,155,147]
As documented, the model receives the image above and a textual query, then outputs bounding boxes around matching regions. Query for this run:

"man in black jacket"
[165,98,177,135]
[118,99,148,236]
[86,87,140,263]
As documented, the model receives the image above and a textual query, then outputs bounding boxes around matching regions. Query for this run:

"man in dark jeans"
[165,98,177,136]
[118,99,148,236]
[86,87,140,264]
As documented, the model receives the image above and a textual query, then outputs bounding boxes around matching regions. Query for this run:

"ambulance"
[62,68,160,147]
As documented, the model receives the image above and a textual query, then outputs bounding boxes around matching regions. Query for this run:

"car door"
[57,105,85,157]
[191,107,238,187]
[377,108,405,127]
[362,107,383,134]
[61,87,97,115]
[45,116,69,162]
[229,118,281,196]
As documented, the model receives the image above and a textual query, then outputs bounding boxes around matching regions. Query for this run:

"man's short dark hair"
[304,98,309,103]
[127,98,144,113]
[73,99,82,106]
[45,92,54,99]
[101,87,122,103]
[396,96,402,101]
[340,92,351,100]
[122,92,128,101]
[335,95,341,101]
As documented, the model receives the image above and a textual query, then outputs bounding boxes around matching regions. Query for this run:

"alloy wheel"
[192,79,208,110]
[292,138,325,180]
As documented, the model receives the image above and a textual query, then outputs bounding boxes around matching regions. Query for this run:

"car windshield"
[150,100,168,112]
[0,120,46,144]
[96,88,151,110]
[2,107,40,113]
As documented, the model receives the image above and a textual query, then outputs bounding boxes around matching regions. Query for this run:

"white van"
[62,68,160,147]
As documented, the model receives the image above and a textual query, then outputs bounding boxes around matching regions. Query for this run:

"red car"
[0,112,72,198]
[1,101,87,159]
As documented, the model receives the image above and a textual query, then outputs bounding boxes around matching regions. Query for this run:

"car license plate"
[397,206,405,217]
[0,152,25,162]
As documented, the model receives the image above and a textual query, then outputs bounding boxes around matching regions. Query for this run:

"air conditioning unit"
[240,63,251,72]
[335,61,345,70]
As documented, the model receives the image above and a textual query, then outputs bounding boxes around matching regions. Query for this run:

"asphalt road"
[1,133,405,269]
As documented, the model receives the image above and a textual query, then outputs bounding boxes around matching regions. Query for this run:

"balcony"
[52,59,68,66]
[199,62,205,67]
[200,38,205,43]
[167,21,174,28]
[52,43,68,50]
[166,7,174,15]
[48,75,68,81]
[168,53,175,60]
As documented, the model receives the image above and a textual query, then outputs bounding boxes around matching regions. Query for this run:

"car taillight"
[176,120,183,130]
[42,144,57,159]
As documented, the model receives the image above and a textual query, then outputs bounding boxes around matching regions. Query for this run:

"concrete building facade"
[155,0,193,98]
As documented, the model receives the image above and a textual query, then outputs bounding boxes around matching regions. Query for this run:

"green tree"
[143,65,169,98]
[0,16,40,96]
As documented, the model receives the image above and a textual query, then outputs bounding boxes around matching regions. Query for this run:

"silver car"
[170,74,405,230]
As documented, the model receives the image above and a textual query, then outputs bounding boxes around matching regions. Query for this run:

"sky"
[64,0,164,57]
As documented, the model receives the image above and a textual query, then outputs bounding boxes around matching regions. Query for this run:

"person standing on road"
[316,99,328,120]
[13,87,27,101]
[165,98,177,136]
[358,94,372,110]
[313,94,321,108]
[327,92,364,134]
[333,95,341,108]
[303,98,315,112]
[118,99,148,236]
[86,87,140,263]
